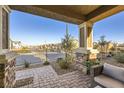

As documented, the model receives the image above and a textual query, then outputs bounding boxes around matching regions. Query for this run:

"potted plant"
[84,60,100,75]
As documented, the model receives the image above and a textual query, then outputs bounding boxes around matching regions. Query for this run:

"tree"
[43,42,50,65]
[105,41,111,54]
[98,36,113,58]
[98,35,108,59]
[98,35,107,53]
[93,42,99,49]
[113,42,118,54]
[61,24,77,63]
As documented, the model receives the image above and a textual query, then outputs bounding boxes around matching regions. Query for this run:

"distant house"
[10,39,22,50]
[118,43,124,51]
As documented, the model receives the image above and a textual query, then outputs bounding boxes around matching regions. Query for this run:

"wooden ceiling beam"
[9,5,124,24]
[86,5,124,22]
[9,5,86,24]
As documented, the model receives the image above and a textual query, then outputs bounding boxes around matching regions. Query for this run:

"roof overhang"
[9,5,124,24]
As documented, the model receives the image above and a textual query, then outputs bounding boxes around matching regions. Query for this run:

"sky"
[10,10,124,45]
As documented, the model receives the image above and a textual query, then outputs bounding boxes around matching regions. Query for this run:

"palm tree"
[98,36,107,59]
[61,24,76,63]
[93,42,99,49]
[98,36,107,53]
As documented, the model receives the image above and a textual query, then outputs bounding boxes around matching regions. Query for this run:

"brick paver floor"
[15,65,91,88]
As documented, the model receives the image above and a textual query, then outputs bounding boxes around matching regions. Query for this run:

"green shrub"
[65,54,75,63]
[114,53,124,63]
[59,61,69,69]
[43,61,50,65]
[57,58,63,63]
[24,61,30,68]
[57,58,69,69]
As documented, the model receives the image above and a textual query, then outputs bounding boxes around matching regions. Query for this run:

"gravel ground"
[16,52,65,66]
[101,57,124,68]
[50,61,75,75]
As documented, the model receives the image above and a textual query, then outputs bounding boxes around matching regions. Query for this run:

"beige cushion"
[94,75,124,88]
[102,63,124,82]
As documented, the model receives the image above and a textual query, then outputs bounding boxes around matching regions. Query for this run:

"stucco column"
[0,6,16,88]
[79,22,93,49]
[0,6,2,53]
[0,6,11,54]
[76,22,99,60]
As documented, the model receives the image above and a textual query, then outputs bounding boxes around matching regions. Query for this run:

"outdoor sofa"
[90,63,124,88]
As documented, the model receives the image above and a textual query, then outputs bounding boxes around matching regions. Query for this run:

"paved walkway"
[15,65,91,88]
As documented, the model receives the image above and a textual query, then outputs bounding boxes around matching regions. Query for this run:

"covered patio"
[0,5,124,88]
[15,65,91,88]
